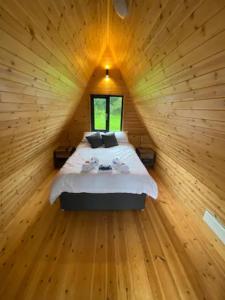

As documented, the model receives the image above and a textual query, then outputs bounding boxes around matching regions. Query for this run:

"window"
[91,95,123,132]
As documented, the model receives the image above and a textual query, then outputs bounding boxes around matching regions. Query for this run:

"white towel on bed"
[81,156,99,172]
[112,158,130,173]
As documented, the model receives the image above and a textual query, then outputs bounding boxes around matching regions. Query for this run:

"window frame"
[90,94,124,132]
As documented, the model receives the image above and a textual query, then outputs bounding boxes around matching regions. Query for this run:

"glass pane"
[94,98,107,130]
[109,96,122,131]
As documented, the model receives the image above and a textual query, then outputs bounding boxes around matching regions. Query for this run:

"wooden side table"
[54,146,76,169]
[136,147,156,168]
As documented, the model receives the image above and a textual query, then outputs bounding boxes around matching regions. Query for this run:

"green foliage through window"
[94,98,106,130]
[109,97,122,131]
[91,95,123,131]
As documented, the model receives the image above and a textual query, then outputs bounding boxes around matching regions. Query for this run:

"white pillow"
[106,131,129,143]
[116,131,129,143]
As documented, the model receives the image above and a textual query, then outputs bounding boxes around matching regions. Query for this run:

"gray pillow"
[102,133,118,148]
[86,132,103,148]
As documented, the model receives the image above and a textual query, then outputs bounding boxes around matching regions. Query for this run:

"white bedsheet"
[49,142,158,204]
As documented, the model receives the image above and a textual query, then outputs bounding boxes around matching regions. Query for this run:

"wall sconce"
[105,68,109,79]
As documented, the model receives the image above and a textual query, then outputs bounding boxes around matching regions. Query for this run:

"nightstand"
[136,147,156,168]
[54,146,76,168]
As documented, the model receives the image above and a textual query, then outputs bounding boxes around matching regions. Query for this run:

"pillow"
[102,133,118,148]
[82,132,99,142]
[103,131,129,143]
[86,132,103,148]
[114,131,129,143]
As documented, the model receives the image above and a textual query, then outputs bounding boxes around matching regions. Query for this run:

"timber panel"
[109,0,225,222]
[0,0,107,229]
[63,49,152,147]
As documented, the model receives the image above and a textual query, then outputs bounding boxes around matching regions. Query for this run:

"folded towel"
[81,157,99,173]
[119,163,129,174]
[81,162,95,172]
[90,156,99,167]
[112,158,130,173]
[112,157,121,166]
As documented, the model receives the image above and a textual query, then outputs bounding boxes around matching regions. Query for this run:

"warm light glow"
[105,68,109,79]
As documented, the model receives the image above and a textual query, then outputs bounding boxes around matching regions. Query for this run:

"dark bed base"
[60,192,146,211]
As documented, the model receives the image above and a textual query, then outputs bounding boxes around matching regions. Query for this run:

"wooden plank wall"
[0,0,107,230]
[62,49,152,147]
[1,0,225,229]
[109,0,225,222]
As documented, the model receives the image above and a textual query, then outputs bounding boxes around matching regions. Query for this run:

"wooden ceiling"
[0,0,108,228]
[0,0,225,228]
[61,48,151,148]
[108,0,225,221]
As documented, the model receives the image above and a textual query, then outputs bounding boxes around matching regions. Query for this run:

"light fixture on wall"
[105,68,109,79]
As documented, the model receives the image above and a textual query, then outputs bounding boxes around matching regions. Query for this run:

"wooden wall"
[1,0,225,229]
[0,0,107,229]
[63,49,152,147]
[109,0,225,222]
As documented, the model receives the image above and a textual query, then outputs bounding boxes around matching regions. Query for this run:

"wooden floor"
[0,171,225,300]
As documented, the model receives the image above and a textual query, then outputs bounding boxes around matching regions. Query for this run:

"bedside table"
[136,147,156,168]
[54,146,76,168]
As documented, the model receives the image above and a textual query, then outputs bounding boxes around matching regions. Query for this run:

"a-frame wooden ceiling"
[108,0,225,222]
[1,0,225,229]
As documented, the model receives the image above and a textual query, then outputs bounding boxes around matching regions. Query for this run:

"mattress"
[49,142,158,204]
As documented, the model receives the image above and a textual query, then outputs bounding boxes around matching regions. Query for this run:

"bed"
[49,133,158,210]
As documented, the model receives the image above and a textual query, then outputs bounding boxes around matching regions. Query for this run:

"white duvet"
[49,142,158,204]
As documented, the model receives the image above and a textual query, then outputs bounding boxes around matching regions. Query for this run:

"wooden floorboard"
[0,171,225,300]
